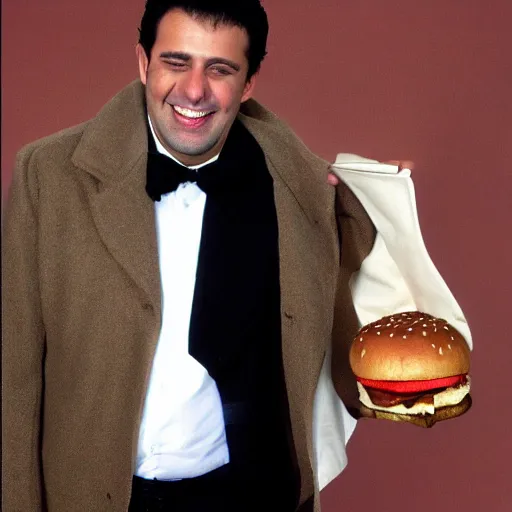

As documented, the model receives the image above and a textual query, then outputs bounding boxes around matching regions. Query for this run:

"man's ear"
[241,74,257,103]
[136,43,149,85]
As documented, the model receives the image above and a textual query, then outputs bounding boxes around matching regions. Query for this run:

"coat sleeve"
[2,146,46,510]
[330,181,377,419]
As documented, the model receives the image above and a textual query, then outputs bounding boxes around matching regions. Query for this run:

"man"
[2,1,382,510]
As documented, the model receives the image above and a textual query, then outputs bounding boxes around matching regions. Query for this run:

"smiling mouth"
[172,105,215,119]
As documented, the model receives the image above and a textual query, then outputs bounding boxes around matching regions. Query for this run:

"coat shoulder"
[14,79,144,178]
[16,121,90,176]
[7,122,90,208]
[239,99,328,174]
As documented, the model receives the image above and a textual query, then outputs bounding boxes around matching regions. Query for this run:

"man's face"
[136,9,256,166]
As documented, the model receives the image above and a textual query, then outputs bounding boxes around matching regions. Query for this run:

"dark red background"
[2,1,511,511]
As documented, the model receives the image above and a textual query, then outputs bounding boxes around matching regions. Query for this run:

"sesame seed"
[439,347,443,355]
[422,331,427,336]
[448,344,452,350]
[386,323,391,327]
[359,337,363,342]
[419,317,424,321]
[443,326,450,331]
[377,331,381,335]
[434,327,437,332]
[361,349,366,358]
[375,325,382,328]
[423,324,428,327]
[389,333,394,337]
[450,336,455,341]
[408,328,413,331]
[432,344,436,348]
[403,335,407,339]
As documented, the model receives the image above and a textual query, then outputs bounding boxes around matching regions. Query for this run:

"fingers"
[385,160,415,171]
[327,172,340,186]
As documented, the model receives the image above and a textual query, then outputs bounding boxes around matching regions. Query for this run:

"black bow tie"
[145,120,270,202]
[145,151,217,201]
[146,148,250,202]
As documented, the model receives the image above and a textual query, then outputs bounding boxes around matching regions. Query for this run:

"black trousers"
[128,465,312,512]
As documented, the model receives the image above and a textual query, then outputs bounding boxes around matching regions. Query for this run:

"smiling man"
[137,8,256,166]
[2,1,379,511]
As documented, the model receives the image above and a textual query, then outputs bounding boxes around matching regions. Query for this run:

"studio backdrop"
[2,1,511,511]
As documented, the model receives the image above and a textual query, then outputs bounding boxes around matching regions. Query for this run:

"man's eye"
[210,67,231,76]
[168,61,186,69]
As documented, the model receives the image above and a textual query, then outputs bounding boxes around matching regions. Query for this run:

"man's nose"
[182,68,209,104]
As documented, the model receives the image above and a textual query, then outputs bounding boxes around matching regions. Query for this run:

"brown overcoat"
[2,80,375,511]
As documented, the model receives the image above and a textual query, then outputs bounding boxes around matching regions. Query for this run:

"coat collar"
[69,79,333,324]
[72,80,330,223]
[239,99,330,226]
[71,80,148,184]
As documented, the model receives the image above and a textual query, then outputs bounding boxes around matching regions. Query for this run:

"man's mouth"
[172,105,215,119]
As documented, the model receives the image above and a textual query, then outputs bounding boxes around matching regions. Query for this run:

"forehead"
[154,9,249,62]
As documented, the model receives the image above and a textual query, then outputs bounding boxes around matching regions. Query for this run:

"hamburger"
[349,311,472,428]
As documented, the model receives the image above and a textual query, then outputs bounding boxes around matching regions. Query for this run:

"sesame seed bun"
[349,311,471,381]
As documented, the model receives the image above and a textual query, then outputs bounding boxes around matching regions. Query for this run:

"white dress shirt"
[135,120,229,480]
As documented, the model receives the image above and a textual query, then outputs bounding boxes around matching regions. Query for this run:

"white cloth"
[135,121,229,480]
[312,154,473,490]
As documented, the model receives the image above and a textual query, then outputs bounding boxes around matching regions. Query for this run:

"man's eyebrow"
[159,51,191,61]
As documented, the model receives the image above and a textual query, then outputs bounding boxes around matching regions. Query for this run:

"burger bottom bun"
[359,394,472,428]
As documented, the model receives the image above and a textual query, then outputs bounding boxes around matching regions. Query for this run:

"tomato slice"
[357,374,466,393]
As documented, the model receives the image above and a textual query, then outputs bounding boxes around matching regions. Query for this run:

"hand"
[327,160,415,186]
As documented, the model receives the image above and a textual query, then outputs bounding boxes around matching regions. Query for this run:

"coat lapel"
[71,81,161,313]
[239,99,339,328]
[239,100,330,226]
[240,102,340,505]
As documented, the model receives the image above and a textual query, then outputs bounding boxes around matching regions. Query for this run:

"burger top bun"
[349,311,470,381]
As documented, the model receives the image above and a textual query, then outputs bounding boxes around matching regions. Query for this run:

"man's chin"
[163,137,221,165]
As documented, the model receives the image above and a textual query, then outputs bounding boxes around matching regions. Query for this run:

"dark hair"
[138,0,269,80]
